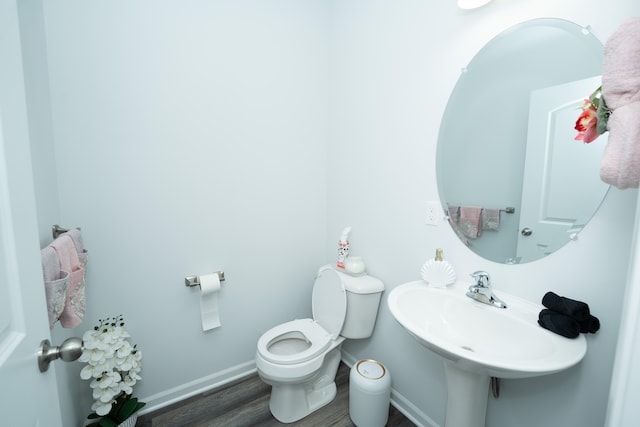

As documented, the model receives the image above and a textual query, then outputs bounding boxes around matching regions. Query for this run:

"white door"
[517,76,609,262]
[0,0,63,425]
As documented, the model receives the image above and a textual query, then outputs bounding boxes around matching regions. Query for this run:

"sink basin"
[388,280,586,378]
[388,280,587,427]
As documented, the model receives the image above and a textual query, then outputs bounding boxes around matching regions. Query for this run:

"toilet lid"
[312,266,347,339]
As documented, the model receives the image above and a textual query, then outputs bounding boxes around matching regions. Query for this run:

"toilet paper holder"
[185,271,226,288]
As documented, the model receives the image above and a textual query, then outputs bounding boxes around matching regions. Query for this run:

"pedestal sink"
[388,280,587,427]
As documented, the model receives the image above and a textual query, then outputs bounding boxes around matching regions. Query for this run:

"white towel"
[600,17,640,189]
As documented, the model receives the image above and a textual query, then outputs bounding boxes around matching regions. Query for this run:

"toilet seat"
[257,319,331,365]
[257,266,348,367]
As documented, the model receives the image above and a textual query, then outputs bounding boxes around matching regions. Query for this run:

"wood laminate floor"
[137,362,416,427]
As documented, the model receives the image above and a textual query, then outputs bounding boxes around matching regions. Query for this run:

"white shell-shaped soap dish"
[420,249,456,288]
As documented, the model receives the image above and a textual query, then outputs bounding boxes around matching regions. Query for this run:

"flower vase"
[117,414,138,427]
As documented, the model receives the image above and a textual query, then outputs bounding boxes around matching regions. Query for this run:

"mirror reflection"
[437,18,609,264]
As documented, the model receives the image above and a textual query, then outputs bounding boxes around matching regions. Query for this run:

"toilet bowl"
[255,265,384,423]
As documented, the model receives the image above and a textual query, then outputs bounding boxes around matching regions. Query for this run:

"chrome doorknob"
[521,227,533,236]
[37,337,84,372]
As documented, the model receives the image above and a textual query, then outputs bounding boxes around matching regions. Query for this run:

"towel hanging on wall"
[48,231,87,328]
[459,206,482,238]
[481,208,500,231]
[600,17,640,189]
[41,246,68,329]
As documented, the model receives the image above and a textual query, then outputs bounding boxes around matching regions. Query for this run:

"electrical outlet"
[425,201,441,226]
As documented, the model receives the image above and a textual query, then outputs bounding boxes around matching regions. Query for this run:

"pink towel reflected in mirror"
[459,206,482,239]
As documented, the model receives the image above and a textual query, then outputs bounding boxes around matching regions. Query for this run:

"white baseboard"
[138,360,257,416]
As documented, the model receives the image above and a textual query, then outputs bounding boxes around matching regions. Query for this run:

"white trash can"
[349,359,391,427]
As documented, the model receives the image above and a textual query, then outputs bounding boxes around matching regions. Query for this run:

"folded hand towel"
[447,204,470,245]
[542,291,590,322]
[50,235,85,328]
[459,206,482,239]
[579,314,601,334]
[63,228,88,266]
[481,208,500,231]
[538,309,581,339]
[600,17,640,189]
[41,246,69,329]
[447,204,460,224]
[44,272,69,329]
[541,291,601,335]
[41,245,60,282]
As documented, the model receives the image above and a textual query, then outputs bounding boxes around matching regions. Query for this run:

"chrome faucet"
[466,271,507,309]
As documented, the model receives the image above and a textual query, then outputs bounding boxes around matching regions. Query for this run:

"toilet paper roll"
[199,273,222,331]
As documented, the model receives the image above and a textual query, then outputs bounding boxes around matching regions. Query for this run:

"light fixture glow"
[457,0,493,10]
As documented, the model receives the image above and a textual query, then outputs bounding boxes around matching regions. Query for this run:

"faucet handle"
[470,271,491,287]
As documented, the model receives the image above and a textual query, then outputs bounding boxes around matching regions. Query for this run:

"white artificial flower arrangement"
[80,315,145,426]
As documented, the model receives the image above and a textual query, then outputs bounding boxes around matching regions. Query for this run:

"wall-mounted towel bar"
[52,224,81,239]
[185,271,226,287]
[448,206,515,215]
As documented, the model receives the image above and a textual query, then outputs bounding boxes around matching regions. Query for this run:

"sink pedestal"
[444,361,489,427]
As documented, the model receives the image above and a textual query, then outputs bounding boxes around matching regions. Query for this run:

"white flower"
[92,400,114,416]
[80,316,143,418]
[80,364,103,380]
[120,382,133,395]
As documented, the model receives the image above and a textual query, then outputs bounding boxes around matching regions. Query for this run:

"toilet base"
[265,344,343,423]
[270,380,337,423]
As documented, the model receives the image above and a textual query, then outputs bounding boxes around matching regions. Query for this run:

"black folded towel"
[538,309,581,338]
[542,291,590,322]
[580,314,601,334]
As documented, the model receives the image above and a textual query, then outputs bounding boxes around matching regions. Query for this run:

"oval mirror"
[437,18,609,264]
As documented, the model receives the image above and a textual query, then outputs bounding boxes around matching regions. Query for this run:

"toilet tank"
[339,270,385,339]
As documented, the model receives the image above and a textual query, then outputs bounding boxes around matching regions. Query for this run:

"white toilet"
[255,264,384,423]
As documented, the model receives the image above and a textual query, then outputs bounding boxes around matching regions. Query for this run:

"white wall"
[18,0,640,426]
[330,1,639,427]
[606,194,640,426]
[34,0,330,425]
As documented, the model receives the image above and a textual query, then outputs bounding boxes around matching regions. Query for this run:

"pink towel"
[600,17,640,189]
[50,235,85,328]
[41,246,69,329]
[459,206,482,239]
[63,228,88,266]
